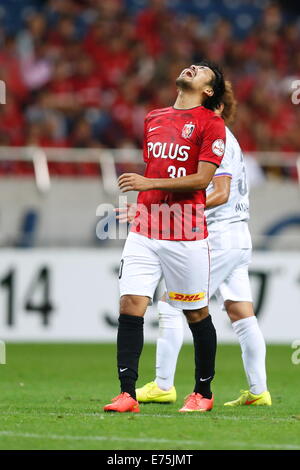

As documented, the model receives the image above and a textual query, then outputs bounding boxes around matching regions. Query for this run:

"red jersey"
[131,105,226,241]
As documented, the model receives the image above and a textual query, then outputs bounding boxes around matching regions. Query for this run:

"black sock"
[188,315,217,399]
[117,314,144,400]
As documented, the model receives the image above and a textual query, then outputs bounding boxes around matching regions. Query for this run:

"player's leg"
[160,238,215,412]
[215,249,271,406]
[138,246,237,403]
[117,294,149,398]
[182,306,216,405]
[226,300,267,394]
[104,233,162,412]
[224,300,271,405]
[136,297,183,403]
[156,300,183,391]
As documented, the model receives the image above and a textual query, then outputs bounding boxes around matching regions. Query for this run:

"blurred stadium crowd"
[0,0,299,176]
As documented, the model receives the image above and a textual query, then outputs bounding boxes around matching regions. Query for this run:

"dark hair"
[197,60,225,111]
[221,80,237,125]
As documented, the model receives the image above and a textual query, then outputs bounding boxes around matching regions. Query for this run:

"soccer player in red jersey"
[104,62,226,413]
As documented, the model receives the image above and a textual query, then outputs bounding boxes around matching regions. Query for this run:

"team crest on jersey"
[182,122,195,139]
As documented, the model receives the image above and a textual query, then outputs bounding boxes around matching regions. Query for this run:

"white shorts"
[210,248,253,307]
[159,247,253,309]
[119,232,210,310]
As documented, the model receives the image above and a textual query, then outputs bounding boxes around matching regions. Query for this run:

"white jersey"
[205,127,252,250]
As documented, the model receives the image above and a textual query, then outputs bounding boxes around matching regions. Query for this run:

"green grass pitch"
[0,343,299,450]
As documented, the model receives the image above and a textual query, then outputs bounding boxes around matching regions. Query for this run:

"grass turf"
[0,343,299,450]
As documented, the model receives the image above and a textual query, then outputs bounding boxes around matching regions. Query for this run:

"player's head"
[214,80,237,125]
[176,61,225,109]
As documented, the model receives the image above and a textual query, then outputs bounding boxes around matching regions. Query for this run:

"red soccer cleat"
[179,392,214,412]
[104,392,140,413]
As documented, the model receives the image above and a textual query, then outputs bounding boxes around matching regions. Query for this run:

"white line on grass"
[0,431,299,450]
[0,431,201,446]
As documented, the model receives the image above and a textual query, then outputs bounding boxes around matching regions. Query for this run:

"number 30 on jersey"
[168,166,187,178]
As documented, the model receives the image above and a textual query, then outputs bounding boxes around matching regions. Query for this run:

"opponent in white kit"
[136,83,272,407]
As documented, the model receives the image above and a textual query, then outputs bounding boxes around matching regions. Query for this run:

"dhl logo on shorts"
[169,292,206,302]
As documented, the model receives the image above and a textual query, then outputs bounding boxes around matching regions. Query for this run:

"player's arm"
[152,160,218,191]
[118,161,218,193]
[206,175,231,208]
[114,203,138,223]
[114,170,231,212]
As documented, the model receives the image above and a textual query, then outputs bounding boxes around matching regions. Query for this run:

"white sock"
[232,316,267,395]
[155,301,184,391]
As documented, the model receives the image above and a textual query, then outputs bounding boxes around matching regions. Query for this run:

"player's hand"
[118,173,154,192]
[114,203,138,223]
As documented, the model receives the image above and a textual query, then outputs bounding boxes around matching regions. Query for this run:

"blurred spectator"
[0,0,298,178]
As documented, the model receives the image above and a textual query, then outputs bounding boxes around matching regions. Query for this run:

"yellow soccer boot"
[136,381,176,403]
[224,390,272,407]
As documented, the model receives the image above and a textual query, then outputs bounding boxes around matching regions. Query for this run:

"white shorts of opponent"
[209,247,253,308]
[119,232,210,310]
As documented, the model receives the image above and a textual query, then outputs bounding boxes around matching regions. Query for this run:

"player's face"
[176,64,215,95]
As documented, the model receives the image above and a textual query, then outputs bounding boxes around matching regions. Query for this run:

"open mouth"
[182,68,195,78]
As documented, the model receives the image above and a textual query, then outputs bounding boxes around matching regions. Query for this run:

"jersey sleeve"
[213,129,233,177]
[198,115,226,167]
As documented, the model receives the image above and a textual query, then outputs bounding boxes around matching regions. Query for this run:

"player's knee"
[120,295,148,316]
[225,300,254,323]
[183,306,209,323]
